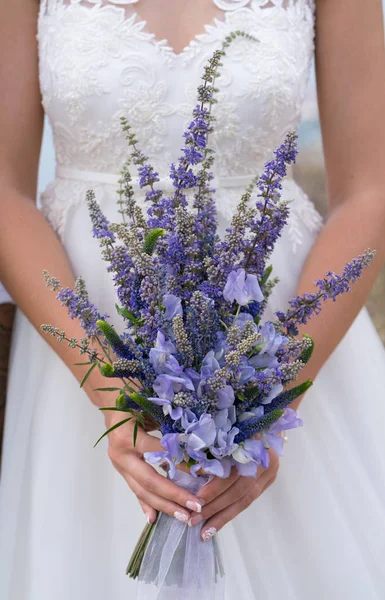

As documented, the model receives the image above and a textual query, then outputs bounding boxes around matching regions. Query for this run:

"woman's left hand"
[189,448,280,541]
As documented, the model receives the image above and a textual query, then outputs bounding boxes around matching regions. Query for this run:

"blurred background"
[36,61,385,345]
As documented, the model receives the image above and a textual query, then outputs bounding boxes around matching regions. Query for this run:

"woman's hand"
[104,410,204,525]
[188,449,280,541]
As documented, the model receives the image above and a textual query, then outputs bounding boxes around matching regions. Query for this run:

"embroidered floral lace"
[37,0,322,250]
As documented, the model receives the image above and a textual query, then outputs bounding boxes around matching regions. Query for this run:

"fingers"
[199,467,274,541]
[104,410,163,455]
[129,456,204,512]
[133,430,164,455]
[196,467,240,507]
[110,448,204,513]
[191,474,255,524]
[126,474,191,524]
[138,499,157,524]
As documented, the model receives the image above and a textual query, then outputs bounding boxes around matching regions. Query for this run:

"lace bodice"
[36,0,322,248]
[38,0,315,175]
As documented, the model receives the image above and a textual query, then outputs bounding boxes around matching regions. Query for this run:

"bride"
[1,0,385,598]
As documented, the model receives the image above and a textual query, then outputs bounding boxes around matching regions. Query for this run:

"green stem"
[126,515,159,579]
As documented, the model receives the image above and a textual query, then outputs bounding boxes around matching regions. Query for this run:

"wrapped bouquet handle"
[137,470,225,600]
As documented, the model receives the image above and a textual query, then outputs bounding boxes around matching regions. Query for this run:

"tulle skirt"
[1,177,385,599]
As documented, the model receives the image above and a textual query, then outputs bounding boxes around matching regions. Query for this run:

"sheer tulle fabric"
[138,471,225,600]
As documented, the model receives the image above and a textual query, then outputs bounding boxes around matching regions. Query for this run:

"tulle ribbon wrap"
[137,470,225,600]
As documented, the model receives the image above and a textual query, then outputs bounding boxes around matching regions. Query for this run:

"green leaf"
[260,264,273,286]
[80,362,97,388]
[243,384,259,401]
[93,417,133,448]
[143,228,165,255]
[266,380,313,413]
[99,407,134,414]
[115,303,140,325]
[133,420,139,447]
[298,335,315,365]
[93,387,122,392]
[129,392,163,423]
[96,319,122,347]
[257,408,285,432]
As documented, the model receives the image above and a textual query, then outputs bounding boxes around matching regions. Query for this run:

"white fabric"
[1,0,385,598]
[0,284,13,305]
[137,471,225,600]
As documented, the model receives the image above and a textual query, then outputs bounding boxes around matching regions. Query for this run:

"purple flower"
[235,313,258,331]
[190,456,225,478]
[148,396,183,421]
[56,287,101,337]
[223,269,264,306]
[149,331,177,374]
[259,408,303,456]
[238,405,264,423]
[86,191,115,242]
[237,359,256,385]
[163,294,183,320]
[260,383,284,405]
[161,433,185,463]
[144,435,184,479]
[183,413,217,453]
[202,350,221,373]
[217,385,235,409]
[277,250,375,334]
[154,373,194,399]
[250,322,288,369]
[150,373,194,420]
[213,409,231,430]
[232,438,269,476]
[181,408,198,431]
[144,451,176,477]
[210,427,239,459]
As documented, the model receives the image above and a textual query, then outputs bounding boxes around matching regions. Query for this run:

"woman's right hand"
[104,410,204,525]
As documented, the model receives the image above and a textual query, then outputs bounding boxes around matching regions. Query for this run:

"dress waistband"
[56,165,293,191]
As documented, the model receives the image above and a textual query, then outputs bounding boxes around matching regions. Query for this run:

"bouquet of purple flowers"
[42,33,374,600]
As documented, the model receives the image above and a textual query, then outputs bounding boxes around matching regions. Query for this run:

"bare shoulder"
[0,0,44,199]
[314,0,385,208]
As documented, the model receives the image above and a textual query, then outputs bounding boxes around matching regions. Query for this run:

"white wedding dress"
[1,0,385,598]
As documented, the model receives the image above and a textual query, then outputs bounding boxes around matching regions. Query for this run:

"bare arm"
[0,0,203,521]
[0,0,99,398]
[194,0,385,537]
[290,0,385,408]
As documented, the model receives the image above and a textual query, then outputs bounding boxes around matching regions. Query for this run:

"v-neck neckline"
[131,10,227,59]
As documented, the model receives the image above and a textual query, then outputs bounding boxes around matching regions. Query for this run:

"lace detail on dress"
[41,0,314,11]
[37,0,321,250]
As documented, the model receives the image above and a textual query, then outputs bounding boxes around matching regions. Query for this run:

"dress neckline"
[40,1,305,62]
[114,1,274,59]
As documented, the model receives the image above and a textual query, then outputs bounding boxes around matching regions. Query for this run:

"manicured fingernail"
[188,514,203,527]
[186,500,202,513]
[174,511,189,524]
[146,514,152,524]
[202,527,217,542]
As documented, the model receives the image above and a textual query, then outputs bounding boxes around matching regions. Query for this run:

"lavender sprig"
[276,250,376,335]
[43,270,101,337]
